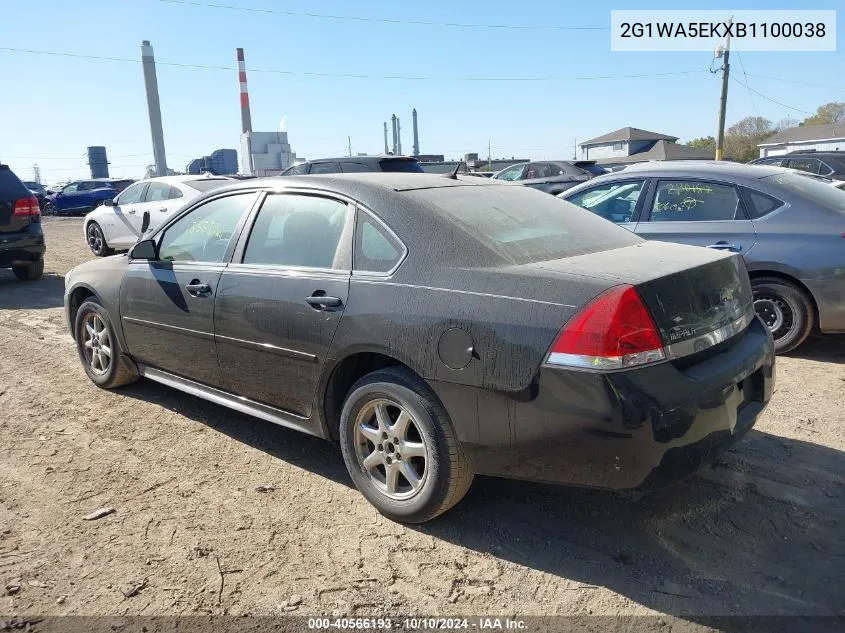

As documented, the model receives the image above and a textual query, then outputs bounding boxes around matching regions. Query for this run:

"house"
[757,123,845,158]
[579,127,714,169]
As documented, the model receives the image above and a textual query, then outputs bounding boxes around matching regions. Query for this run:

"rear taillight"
[546,284,666,370]
[13,196,40,217]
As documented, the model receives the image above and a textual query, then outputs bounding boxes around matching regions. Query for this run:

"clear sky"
[1,0,842,183]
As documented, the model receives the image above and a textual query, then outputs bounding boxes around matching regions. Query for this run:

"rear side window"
[145,183,171,202]
[787,158,821,175]
[741,188,784,219]
[763,172,845,214]
[354,211,404,273]
[187,178,231,192]
[379,159,424,173]
[575,162,608,176]
[243,194,349,269]
[169,186,184,199]
[649,180,742,222]
[340,162,371,173]
[411,186,640,264]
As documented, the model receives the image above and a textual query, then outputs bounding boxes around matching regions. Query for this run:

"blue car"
[43,178,134,216]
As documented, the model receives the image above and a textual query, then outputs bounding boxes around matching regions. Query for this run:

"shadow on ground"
[788,333,845,364]
[0,271,64,310]
[119,378,845,623]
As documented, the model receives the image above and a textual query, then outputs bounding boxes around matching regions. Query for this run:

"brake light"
[13,196,40,217]
[546,284,666,370]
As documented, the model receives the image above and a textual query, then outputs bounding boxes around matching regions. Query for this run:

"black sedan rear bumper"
[441,316,774,491]
[0,226,45,268]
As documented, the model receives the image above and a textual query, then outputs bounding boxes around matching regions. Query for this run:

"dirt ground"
[0,217,843,622]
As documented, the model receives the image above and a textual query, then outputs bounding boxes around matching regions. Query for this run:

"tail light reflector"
[13,196,40,217]
[546,284,666,370]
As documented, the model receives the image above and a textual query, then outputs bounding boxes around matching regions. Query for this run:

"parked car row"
[64,173,774,523]
[43,178,135,216]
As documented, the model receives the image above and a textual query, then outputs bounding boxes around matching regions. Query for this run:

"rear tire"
[752,277,814,354]
[12,259,44,281]
[86,221,113,257]
[74,299,138,389]
[339,367,473,523]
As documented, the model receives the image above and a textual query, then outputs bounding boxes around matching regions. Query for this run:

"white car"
[83,174,234,256]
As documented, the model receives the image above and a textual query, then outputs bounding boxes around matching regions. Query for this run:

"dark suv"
[750,151,845,179]
[0,164,45,281]
[280,155,424,176]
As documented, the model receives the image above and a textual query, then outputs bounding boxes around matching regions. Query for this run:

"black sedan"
[64,174,774,522]
[491,160,606,194]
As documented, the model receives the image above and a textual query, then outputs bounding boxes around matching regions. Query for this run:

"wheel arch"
[320,348,422,442]
[747,268,819,329]
[67,283,101,341]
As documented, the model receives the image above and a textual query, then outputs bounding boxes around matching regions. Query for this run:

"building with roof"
[757,123,845,158]
[579,127,714,169]
[185,149,238,175]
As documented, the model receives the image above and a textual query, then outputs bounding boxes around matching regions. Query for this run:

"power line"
[730,76,813,115]
[157,0,608,30]
[744,73,841,89]
[0,47,709,82]
[733,50,759,117]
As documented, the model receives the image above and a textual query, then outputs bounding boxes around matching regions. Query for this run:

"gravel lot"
[0,217,843,621]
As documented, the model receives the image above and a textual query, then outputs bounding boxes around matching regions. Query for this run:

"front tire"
[339,367,473,523]
[12,259,44,281]
[43,202,57,216]
[86,221,113,257]
[752,277,814,354]
[74,299,138,389]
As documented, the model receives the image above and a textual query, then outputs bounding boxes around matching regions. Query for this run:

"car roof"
[139,174,234,185]
[216,172,480,194]
[305,155,419,164]
[609,160,791,179]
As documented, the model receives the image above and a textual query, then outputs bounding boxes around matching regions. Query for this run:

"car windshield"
[187,178,232,192]
[379,159,424,173]
[412,185,640,264]
[763,172,845,214]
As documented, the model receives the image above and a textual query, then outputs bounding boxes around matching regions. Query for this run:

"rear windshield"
[187,178,232,192]
[0,167,31,201]
[575,162,607,176]
[762,172,845,214]
[379,159,424,173]
[413,185,641,264]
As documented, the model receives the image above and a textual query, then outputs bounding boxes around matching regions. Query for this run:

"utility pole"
[487,140,492,171]
[715,17,732,161]
[348,135,352,157]
[573,138,577,160]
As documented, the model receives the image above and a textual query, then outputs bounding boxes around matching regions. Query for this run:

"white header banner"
[611,10,836,51]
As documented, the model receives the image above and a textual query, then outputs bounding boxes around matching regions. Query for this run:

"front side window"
[566,180,645,223]
[309,162,340,175]
[158,193,255,263]
[526,163,558,179]
[62,183,79,194]
[649,180,742,222]
[354,211,404,273]
[116,183,146,205]
[494,164,527,181]
[281,164,308,176]
[243,194,349,269]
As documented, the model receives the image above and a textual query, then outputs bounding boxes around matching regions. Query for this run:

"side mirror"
[104,198,115,207]
[141,210,151,233]
[130,238,158,261]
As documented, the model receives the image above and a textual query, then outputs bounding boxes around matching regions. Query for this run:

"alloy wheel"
[87,225,104,255]
[354,399,429,500]
[43,203,57,216]
[754,293,793,341]
[81,313,112,375]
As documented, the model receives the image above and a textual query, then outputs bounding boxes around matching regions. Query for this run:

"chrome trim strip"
[664,310,753,360]
[137,364,317,435]
[214,334,317,362]
[122,316,214,341]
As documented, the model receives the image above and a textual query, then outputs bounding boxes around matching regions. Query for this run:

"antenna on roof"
[443,162,465,179]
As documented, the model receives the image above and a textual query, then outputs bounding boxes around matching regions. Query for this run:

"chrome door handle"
[186,281,212,297]
[128,209,136,214]
[305,295,342,308]
[707,243,742,252]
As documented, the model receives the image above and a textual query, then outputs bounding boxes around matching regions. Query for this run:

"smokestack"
[412,108,419,157]
[397,118,402,155]
[236,48,253,134]
[141,40,168,177]
[383,122,389,154]
[391,114,398,154]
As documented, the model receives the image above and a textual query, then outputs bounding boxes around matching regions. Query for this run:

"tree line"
[686,102,845,163]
